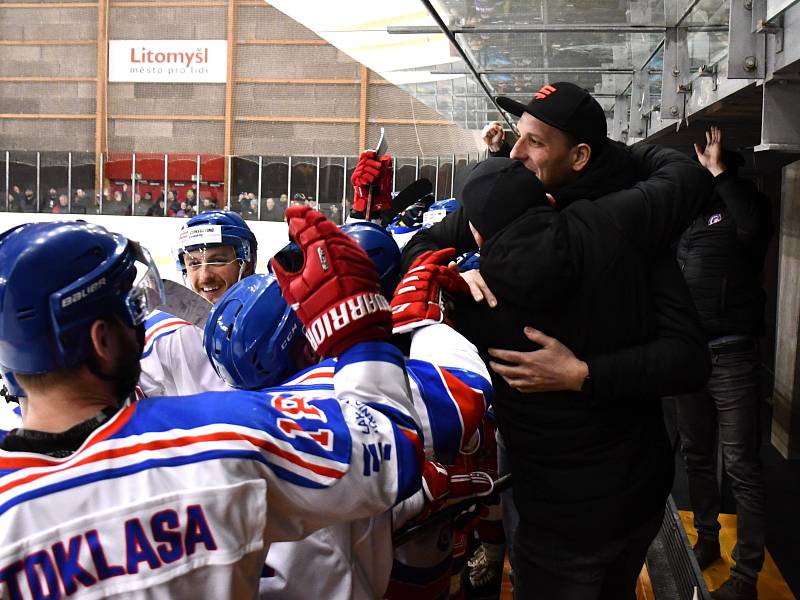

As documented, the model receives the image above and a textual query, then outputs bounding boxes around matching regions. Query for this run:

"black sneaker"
[711,576,758,600]
[693,537,721,570]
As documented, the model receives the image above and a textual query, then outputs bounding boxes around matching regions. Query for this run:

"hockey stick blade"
[380,178,434,227]
[155,279,213,329]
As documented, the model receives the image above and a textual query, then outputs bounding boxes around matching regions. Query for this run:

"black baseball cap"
[461,157,548,240]
[496,82,607,149]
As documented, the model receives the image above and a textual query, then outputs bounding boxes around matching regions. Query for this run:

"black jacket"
[675,170,773,339]
[416,143,713,543]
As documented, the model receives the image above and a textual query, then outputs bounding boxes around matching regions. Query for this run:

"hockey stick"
[379,178,434,227]
[393,473,512,546]
[155,279,213,329]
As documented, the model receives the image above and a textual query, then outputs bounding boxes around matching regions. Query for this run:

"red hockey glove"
[422,461,495,512]
[391,248,470,334]
[352,152,393,214]
[351,150,382,188]
[270,206,392,358]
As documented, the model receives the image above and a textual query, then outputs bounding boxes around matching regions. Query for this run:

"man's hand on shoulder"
[488,327,589,393]
[451,264,497,308]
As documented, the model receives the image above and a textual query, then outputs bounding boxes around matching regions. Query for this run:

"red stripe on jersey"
[0,405,137,469]
[145,319,191,344]
[0,425,345,494]
[291,369,334,384]
[438,367,486,452]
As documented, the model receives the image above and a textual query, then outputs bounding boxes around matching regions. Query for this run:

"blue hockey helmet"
[204,273,303,389]
[0,221,165,375]
[175,210,258,275]
[422,198,459,229]
[340,221,401,297]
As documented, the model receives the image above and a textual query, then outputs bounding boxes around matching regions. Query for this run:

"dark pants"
[496,432,519,572]
[512,509,663,600]
[676,337,766,584]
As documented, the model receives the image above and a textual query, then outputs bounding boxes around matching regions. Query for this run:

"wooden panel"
[236,78,359,85]
[238,39,328,46]
[0,3,96,8]
[96,0,108,194]
[111,114,225,121]
[359,65,368,151]
[110,1,224,6]
[0,113,94,120]
[224,0,236,198]
[369,118,453,126]
[234,116,359,124]
[0,76,96,82]
[0,40,95,46]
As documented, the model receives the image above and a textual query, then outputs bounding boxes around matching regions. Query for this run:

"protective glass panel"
[39,152,69,214]
[394,158,419,196]
[263,156,290,216]
[319,157,345,225]
[419,158,437,194]
[9,152,39,213]
[290,156,316,206]
[437,158,454,200]
[232,156,259,220]
[71,153,97,215]
[0,153,6,212]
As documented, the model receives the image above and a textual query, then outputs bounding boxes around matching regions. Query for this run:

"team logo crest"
[708,213,723,226]
[533,84,557,100]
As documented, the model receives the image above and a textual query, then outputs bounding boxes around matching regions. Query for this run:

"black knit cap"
[496,82,607,149]
[461,157,548,240]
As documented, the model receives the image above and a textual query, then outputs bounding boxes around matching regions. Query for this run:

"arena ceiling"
[267,0,731,131]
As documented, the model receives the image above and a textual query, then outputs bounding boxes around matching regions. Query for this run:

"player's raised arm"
[262,206,424,539]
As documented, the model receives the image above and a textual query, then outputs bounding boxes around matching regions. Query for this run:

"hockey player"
[138,210,257,397]
[0,213,424,599]
[175,210,259,304]
[204,239,494,598]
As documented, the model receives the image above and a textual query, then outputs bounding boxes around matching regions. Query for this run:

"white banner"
[109,40,228,83]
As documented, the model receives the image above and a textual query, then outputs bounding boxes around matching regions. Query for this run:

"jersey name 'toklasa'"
[0,342,422,600]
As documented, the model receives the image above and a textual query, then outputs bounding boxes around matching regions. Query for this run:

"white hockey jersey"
[260,324,492,599]
[138,309,230,397]
[0,342,422,600]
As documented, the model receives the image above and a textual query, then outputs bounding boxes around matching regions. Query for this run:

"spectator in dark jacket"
[402,82,713,599]
[674,127,773,600]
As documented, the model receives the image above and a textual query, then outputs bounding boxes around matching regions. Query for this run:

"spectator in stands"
[168,195,182,217]
[44,188,58,212]
[119,183,130,205]
[279,193,288,210]
[327,203,341,224]
[240,197,257,220]
[261,196,281,221]
[133,193,150,216]
[72,188,89,214]
[7,185,22,211]
[146,197,165,217]
[104,190,128,216]
[675,127,772,600]
[201,197,217,213]
[51,194,70,214]
[185,189,196,207]
[21,187,36,212]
